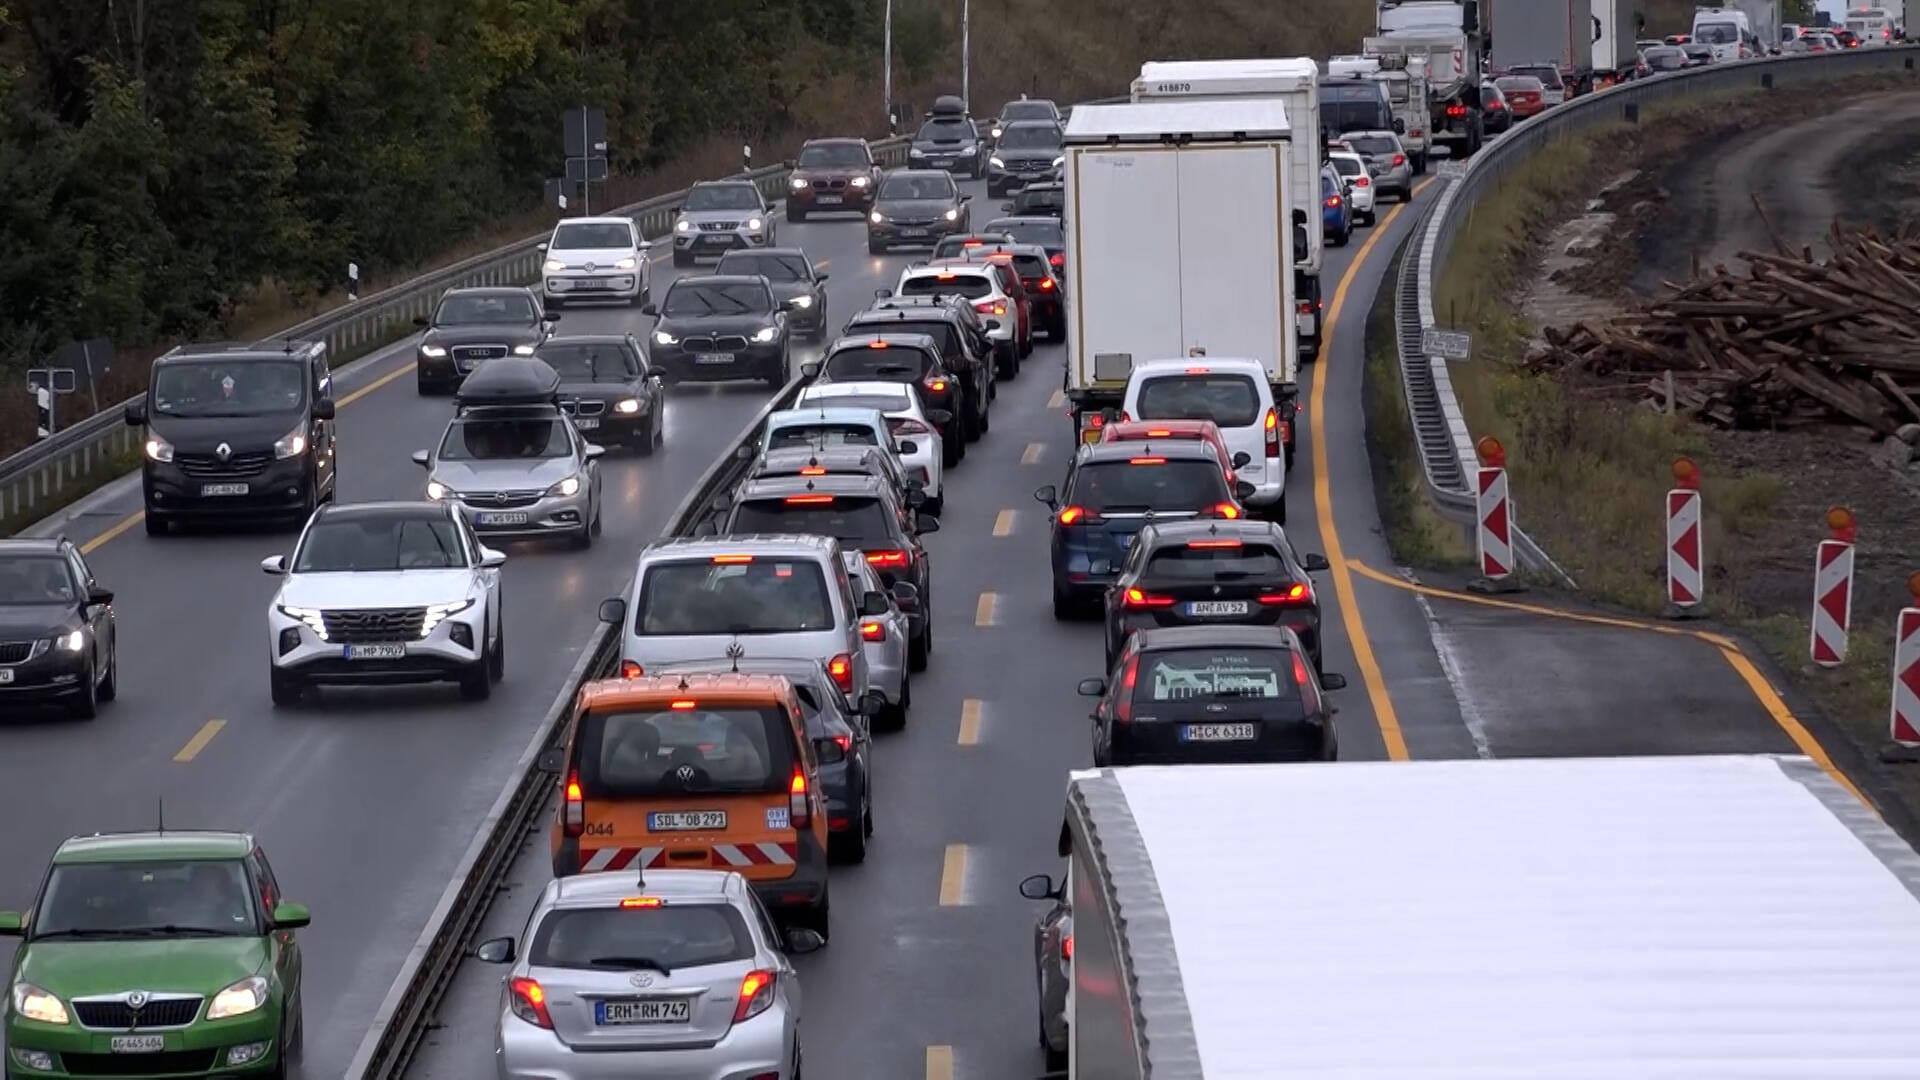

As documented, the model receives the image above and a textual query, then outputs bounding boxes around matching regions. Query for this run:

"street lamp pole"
[961,0,971,112]
[883,0,894,132]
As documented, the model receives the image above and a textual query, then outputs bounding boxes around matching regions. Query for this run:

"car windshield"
[1145,542,1288,581]
[580,705,791,796]
[437,417,571,460]
[1331,156,1365,177]
[1066,459,1229,512]
[151,360,306,418]
[294,516,466,572]
[716,252,811,281]
[684,184,761,211]
[802,391,912,414]
[991,220,1063,247]
[1694,22,1738,43]
[730,495,895,548]
[551,222,633,249]
[901,274,991,300]
[799,143,869,167]
[664,282,772,316]
[1347,135,1398,155]
[1002,101,1055,121]
[531,903,754,972]
[33,859,258,938]
[1139,648,1301,703]
[917,116,975,140]
[0,555,76,604]
[436,293,538,325]
[825,346,934,381]
[880,174,956,200]
[998,125,1061,150]
[768,422,881,450]
[1136,373,1262,428]
[636,558,835,634]
[536,341,639,382]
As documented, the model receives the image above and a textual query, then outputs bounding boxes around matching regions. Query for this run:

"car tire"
[924,494,943,517]
[488,616,505,682]
[1052,588,1074,621]
[795,889,830,940]
[978,397,991,434]
[144,513,168,537]
[672,249,693,268]
[942,430,963,468]
[996,345,1017,379]
[868,238,885,255]
[69,662,99,720]
[1269,495,1288,526]
[883,674,910,730]
[270,670,303,708]
[459,657,492,701]
[1360,211,1376,227]
[833,811,868,864]
[1045,1041,1068,1072]
[97,642,118,703]
[909,622,930,673]
[787,206,806,223]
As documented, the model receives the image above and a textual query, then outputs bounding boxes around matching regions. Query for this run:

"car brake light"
[800,466,828,475]
[924,376,948,392]
[563,771,584,836]
[833,733,853,754]
[1039,278,1055,290]
[733,969,779,1023]
[1145,429,1172,437]
[1056,505,1100,525]
[867,340,889,349]
[619,660,644,679]
[1392,154,1405,166]
[1187,539,1243,549]
[1061,933,1073,960]
[789,768,812,828]
[1185,366,1209,374]
[1355,176,1370,187]
[861,621,885,641]
[1324,195,1341,208]
[670,699,698,710]
[786,495,835,504]
[712,554,754,564]
[1260,582,1312,606]
[620,896,664,908]
[1446,103,1467,117]
[1264,408,1280,457]
[1296,301,1313,315]
[509,977,554,1029]
[1205,503,1241,519]
[1122,588,1176,609]
[866,550,909,567]
[1050,253,1064,267]
[1114,654,1139,723]
[827,654,853,694]
[1129,456,1165,465]
[937,272,958,280]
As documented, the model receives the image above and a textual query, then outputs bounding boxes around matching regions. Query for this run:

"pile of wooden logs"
[1525,220,1920,435]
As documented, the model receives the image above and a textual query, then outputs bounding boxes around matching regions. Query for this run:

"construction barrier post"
[1664,456,1703,616]
[1888,572,1920,755]
[1472,436,1513,588]
[1810,507,1856,668]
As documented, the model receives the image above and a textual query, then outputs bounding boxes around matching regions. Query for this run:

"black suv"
[806,333,976,465]
[413,286,558,394]
[124,340,339,535]
[844,297,995,422]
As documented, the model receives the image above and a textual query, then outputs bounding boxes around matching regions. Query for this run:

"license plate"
[0,669,13,684]
[818,195,843,205]
[694,353,735,365]
[478,511,529,526]
[1188,601,1249,616]
[598,998,692,1025]
[200,483,249,497]
[1298,313,1317,335]
[649,810,727,831]
[574,417,600,430]
[898,228,930,238]
[933,160,954,168]
[575,279,609,289]
[344,643,405,660]
[111,1034,166,1053]
[1182,723,1258,742]
[700,235,731,245]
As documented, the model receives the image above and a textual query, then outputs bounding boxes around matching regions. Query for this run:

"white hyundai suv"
[262,501,506,706]
[539,216,649,307]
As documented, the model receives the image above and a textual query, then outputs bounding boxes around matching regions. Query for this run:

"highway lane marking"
[173,719,226,763]
[335,361,415,408]
[993,509,1015,537]
[1307,176,1437,762]
[80,512,145,555]
[958,698,983,745]
[926,1045,955,1080]
[974,592,1000,626]
[1346,556,1871,808]
[1021,442,1044,465]
[1048,388,1066,409]
[938,844,969,905]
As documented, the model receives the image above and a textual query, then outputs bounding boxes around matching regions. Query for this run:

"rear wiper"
[588,955,674,974]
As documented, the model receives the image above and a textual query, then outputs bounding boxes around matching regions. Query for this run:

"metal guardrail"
[1399,44,1920,583]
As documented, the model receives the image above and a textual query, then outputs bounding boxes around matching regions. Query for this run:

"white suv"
[1120,356,1289,520]
[890,264,1015,365]
[262,501,506,705]
[540,216,649,307]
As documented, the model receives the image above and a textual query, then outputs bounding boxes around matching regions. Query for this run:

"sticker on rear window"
[766,807,792,830]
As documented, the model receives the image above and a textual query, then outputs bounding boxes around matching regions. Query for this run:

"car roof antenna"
[156,798,165,834]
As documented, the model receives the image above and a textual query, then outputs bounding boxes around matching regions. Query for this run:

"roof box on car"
[454,358,562,409]
[930,94,968,116]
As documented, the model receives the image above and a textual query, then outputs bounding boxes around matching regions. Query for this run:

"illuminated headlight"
[425,481,450,501]
[991,126,1003,139]
[959,145,977,155]
[512,344,536,356]
[990,156,1005,168]
[276,605,328,640]
[421,599,476,637]
[547,476,582,498]
[944,208,959,221]
[419,344,447,358]
[11,982,69,1025]
[790,176,808,190]
[55,629,85,653]
[615,398,642,414]
[850,176,870,188]
[206,976,269,1020]
[870,211,884,224]
[654,331,677,346]
[144,434,174,463]
[746,217,764,231]
[675,220,692,233]
[910,148,926,157]
[614,256,637,271]
[543,259,564,272]
[790,295,813,309]
[273,424,308,459]
[752,326,778,344]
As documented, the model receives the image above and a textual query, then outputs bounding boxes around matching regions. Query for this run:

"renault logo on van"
[215,443,231,461]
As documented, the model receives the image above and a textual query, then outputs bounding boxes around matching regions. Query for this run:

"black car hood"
[146,410,306,452]
[422,324,545,347]
[657,313,778,338]
[767,280,816,302]
[876,199,958,220]
[557,379,643,403]
[0,603,78,638]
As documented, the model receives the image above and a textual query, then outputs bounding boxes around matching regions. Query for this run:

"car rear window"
[1331,156,1365,178]
[900,274,993,300]
[1010,253,1051,280]
[1512,65,1562,87]
[824,346,935,381]
[849,320,961,359]
[1135,374,1262,428]
[731,495,895,548]
[995,220,1064,248]
[1347,135,1397,156]
[768,423,880,450]
[1139,648,1301,703]
[1144,543,1287,581]
[530,903,755,971]
[1066,460,1229,513]
[579,704,794,797]
[636,559,835,635]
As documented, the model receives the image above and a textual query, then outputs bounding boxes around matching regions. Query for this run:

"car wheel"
[978,396,991,434]
[942,430,963,468]
[635,417,658,457]
[833,813,868,863]
[488,615,505,681]
[868,238,885,255]
[270,669,303,708]
[97,641,117,703]
[69,661,99,720]
[459,657,493,701]
[787,206,806,223]
[143,513,168,537]
[909,620,930,673]
[1269,495,1288,526]
[1052,588,1073,621]
[794,889,830,939]
[883,674,910,730]
[672,249,693,268]
[995,345,1016,380]
[1045,1041,1068,1072]
[591,495,604,537]
[1360,211,1376,227]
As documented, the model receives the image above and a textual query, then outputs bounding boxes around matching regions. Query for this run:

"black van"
[124,340,338,536]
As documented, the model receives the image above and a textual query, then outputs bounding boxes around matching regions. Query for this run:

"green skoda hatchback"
[0,832,307,1079]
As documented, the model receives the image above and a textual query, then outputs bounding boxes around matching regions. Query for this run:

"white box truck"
[1130,59,1326,363]
[1061,99,1302,448]
[1053,755,1920,1076]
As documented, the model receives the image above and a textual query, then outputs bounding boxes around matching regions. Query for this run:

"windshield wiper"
[30,928,129,940]
[587,955,674,974]
[123,924,241,936]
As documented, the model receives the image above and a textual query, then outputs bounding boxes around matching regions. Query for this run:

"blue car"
[1034,440,1251,620]
[1321,165,1353,248]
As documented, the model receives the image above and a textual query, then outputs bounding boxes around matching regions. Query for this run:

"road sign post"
[1423,326,1473,361]
[563,106,608,214]
[1810,507,1856,668]
[1664,456,1704,617]
[26,367,78,440]
[1470,436,1519,593]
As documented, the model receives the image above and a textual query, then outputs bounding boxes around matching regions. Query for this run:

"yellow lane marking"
[939,844,969,905]
[174,719,226,763]
[1347,557,1872,809]
[975,592,999,627]
[1048,388,1067,409]
[1021,442,1044,465]
[993,509,1015,537]
[926,1045,955,1080]
[1307,175,1436,761]
[336,361,414,407]
[958,699,984,745]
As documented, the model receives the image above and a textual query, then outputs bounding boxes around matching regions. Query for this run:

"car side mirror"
[536,747,565,773]
[542,312,561,323]
[598,597,627,625]
[915,514,940,534]
[784,927,827,954]
[260,556,286,576]
[270,901,311,930]
[862,690,886,716]
[86,586,115,606]
[0,911,22,936]
[1322,672,1349,691]
[896,440,919,455]
[816,272,830,282]
[641,303,659,317]
[874,288,892,299]
[925,409,953,426]
[1019,873,1059,901]
[124,402,147,426]
[413,316,430,327]
[411,450,431,468]
[890,581,920,605]
[1001,202,1015,212]
[473,936,516,964]
[1077,678,1106,697]
[1033,484,1057,509]
[584,444,606,460]
[1234,480,1257,501]
[1302,553,1331,572]
[311,398,336,420]
[536,242,548,252]
[801,361,821,379]
[480,548,507,568]
[1231,451,1252,467]
[860,590,889,617]
[959,193,972,202]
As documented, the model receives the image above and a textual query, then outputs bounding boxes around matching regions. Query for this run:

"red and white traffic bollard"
[1889,573,1920,750]
[1665,456,1704,611]
[1809,506,1856,668]
[1474,436,1512,583]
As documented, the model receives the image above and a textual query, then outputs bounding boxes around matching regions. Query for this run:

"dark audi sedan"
[533,333,664,453]
[643,275,791,387]
[1079,625,1345,766]
[716,248,830,340]
[414,286,558,394]
[787,137,882,220]
[868,170,971,253]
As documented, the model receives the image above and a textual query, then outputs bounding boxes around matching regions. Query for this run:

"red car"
[1494,76,1546,118]
[1099,419,1245,484]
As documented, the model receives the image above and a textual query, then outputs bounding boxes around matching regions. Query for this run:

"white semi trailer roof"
[1068,754,1920,1075]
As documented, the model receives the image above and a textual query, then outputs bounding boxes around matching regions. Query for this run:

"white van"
[1119,356,1289,520]
[1847,7,1898,43]
[1691,8,1755,61]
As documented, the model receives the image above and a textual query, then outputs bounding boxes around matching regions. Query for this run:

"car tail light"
[861,621,885,641]
[1056,505,1100,525]
[786,494,835,504]
[509,977,554,1029]
[789,768,812,828]
[1392,154,1406,167]
[1204,503,1242,519]
[1259,582,1312,606]
[1050,253,1064,267]
[866,550,909,567]
[563,771,584,837]
[832,733,853,754]
[1355,176,1370,187]
[619,659,644,678]
[1264,408,1280,457]
[1061,933,1074,960]
[1446,103,1468,118]
[1114,654,1139,723]
[712,554,754,564]
[891,418,931,435]
[1187,539,1243,549]
[619,896,664,908]
[670,699,699,710]
[799,466,828,475]
[1291,649,1313,689]
[827,653,854,694]
[867,340,889,349]
[924,375,948,392]
[733,969,779,1024]
[1039,278,1055,290]
[1324,195,1341,208]
[1122,588,1175,609]
[1296,301,1314,316]
[1129,456,1166,465]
